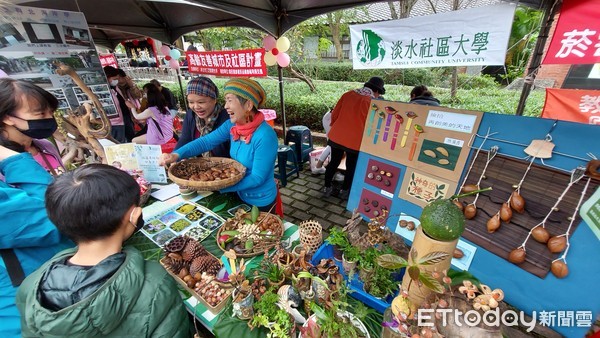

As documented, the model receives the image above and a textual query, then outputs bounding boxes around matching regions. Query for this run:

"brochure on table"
[105,143,167,183]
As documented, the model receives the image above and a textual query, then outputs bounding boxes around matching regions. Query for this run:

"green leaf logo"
[356,30,386,66]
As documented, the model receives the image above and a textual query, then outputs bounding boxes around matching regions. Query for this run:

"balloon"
[271,48,279,56]
[165,55,172,61]
[169,49,181,59]
[160,45,171,56]
[132,39,139,46]
[262,35,276,51]
[168,58,180,69]
[264,51,277,66]
[276,37,290,53]
[276,52,290,67]
[0,69,8,78]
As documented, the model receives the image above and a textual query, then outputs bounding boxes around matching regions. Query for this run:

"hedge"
[152,78,545,133]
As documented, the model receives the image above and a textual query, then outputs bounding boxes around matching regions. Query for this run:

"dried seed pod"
[452,199,464,211]
[178,267,189,279]
[438,159,450,165]
[531,227,550,244]
[423,149,437,158]
[508,248,526,264]
[461,184,479,193]
[550,260,569,278]
[500,202,513,223]
[399,220,408,228]
[547,236,567,253]
[487,213,501,233]
[406,221,415,231]
[464,204,477,220]
[453,248,464,259]
[436,147,449,157]
[510,191,525,214]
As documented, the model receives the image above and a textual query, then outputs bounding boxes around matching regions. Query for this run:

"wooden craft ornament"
[524,139,555,159]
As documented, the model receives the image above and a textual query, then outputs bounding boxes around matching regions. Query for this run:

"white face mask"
[110,79,119,86]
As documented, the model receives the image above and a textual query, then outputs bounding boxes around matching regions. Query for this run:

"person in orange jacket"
[322,77,385,200]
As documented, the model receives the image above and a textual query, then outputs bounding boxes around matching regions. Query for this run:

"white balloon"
[264,51,277,66]
[276,37,290,53]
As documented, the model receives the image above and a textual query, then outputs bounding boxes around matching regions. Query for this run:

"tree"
[504,6,542,82]
[323,6,368,61]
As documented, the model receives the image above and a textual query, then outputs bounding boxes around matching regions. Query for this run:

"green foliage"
[457,73,500,90]
[365,266,397,298]
[357,247,379,270]
[325,227,349,249]
[252,290,279,319]
[256,260,285,283]
[311,303,363,338]
[343,245,361,262]
[250,289,294,338]
[377,249,449,294]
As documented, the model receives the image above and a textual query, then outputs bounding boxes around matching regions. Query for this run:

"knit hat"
[364,76,386,95]
[223,78,266,109]
[187,76,218,99]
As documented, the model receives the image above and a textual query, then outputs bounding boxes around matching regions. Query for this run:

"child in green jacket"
[16,164,190,337]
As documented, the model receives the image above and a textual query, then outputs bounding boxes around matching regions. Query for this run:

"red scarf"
[230,111,265,144]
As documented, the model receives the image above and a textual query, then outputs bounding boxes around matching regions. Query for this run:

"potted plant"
[325,227,349,261]
[249,289,296,338]
[357,247,379,282]
[341,244,360,274]
[364,266,397,299]
[256,259,286,288]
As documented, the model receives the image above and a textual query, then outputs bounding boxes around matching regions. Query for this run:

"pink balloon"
[276,52,290,67]
[262,35,276,51]
[160,45,171,56]
[168,58,180,69]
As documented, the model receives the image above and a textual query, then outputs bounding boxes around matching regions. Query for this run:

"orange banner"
[542,88,600,125]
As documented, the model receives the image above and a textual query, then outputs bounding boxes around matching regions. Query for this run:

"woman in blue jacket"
[161,79,278,211]
[0,145,70,338]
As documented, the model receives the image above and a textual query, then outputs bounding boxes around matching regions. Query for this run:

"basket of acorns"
[160,236,232,313]
[216,206,284,258]
[168,157,245,191]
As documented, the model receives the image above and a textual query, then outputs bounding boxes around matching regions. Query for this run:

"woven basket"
[168,157,246,191]
[217,212,283,258]
[299,220,323,254]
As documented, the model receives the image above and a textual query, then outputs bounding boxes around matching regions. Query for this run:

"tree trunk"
[399,0,417,18]
[288,64,316,92]
[330,24,343,61]
[388,1,398,19]
[451,67,458,100]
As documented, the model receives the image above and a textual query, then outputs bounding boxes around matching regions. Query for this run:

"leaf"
[376,254,408,269]
[438,184,446,190]
[251,205,260,223]
[418,251,451,266]
[411,172,415,180]
[447,269,481,287]
[407,266,420,281]
[212,202,227,212]
[410,248,418,263]
[418,273,445,293]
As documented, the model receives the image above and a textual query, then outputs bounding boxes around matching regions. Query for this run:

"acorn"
[487,213,501,233]
[508,247,526,264]
[461,184,480,193]
[547,236,567,253]
[531,227,550,244]
[453,248,464,259]
[464,204,477,220]
[452,199,464,211]
[510,191,525,214]
[406,221,416,231]
[550,260,569,278]
[500,202,512,223]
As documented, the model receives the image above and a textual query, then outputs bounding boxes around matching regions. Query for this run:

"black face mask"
[133,212,145,233]
[13,116,58,139]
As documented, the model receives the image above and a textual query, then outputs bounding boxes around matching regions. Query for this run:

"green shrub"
[457,74,500,89]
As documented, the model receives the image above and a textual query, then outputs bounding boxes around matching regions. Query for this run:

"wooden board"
[459,151,598,278]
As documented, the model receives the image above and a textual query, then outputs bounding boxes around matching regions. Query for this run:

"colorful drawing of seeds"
[143,219,165,234]
[176,203,196,215]
[199,215,223,231]
[170,218,192,232]
[185,226,211,241]
[185,209,206,222]
[152,229,177,246]
[227,204,251,216]
[417,139,461,171]
[159,211,180,225]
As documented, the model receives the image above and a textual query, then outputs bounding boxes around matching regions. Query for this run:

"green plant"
[255,259,285,283]
[325,227,350,249]
[378,249,449,294]
[357,247,379,270]
[250,289,295,338]
[364,266,397,298]
[310,303,364,338]
[342,245,360,262]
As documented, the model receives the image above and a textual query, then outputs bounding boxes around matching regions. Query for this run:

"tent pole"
[176,68,188,112]
[278,65,286,138]
[515,0,560,116]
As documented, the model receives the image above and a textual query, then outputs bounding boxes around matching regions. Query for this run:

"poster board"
[0,5,117,117]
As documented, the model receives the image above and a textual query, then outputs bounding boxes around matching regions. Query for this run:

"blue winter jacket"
[175,120,278,207]
[0,153,71,338]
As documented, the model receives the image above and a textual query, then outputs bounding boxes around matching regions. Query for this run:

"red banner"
[541,88,600,125]
[186,48,267,77]
[99,53,118,68]
[542,0,600,65]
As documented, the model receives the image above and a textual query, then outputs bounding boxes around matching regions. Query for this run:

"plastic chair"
[274,145,299,187]
[285,126,314,165]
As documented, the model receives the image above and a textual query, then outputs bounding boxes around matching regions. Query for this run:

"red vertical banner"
[99,53,118,68]
[542,88,600,125]
[542,0,600,65]
[185,48,267,77]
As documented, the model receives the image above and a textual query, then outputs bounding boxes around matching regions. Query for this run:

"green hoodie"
[16,247,191,338]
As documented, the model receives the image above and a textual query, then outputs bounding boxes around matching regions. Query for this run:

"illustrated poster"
[105,143,167,183]
[398,168,457,208]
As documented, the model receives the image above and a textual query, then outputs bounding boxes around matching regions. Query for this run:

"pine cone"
[182,239,202,261]
[164,236,188,253]
[163,256,186,274]
[189,256,210,276]
[205,260,221,276]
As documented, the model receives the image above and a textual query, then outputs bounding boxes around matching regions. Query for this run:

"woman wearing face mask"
[0,78,65,176]
[127,83,174,146]
[160,79,278,211]
[174,76,230,157]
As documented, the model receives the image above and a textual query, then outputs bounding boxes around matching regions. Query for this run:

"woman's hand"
[125,100,137,110]
[159,153,179,166]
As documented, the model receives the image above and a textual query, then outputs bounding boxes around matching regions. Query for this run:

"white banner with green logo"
[350,3,516,69]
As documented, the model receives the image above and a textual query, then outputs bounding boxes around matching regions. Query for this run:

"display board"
[0,5,116,117]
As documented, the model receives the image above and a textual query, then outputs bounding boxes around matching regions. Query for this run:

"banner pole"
[176,68,188,112]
